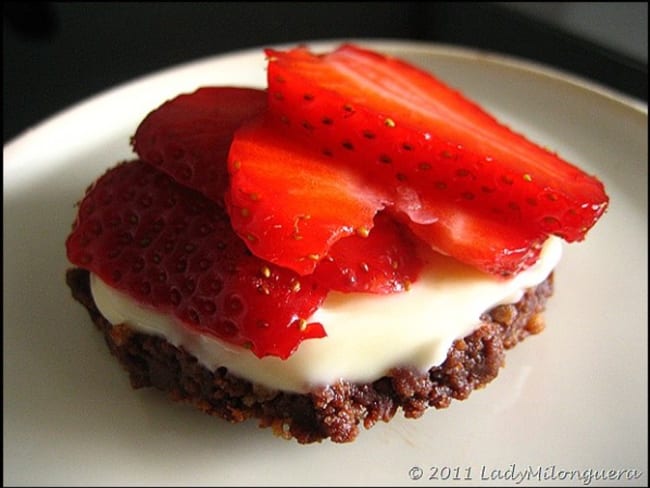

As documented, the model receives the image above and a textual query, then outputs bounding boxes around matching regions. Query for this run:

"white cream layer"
[91,237,562,393]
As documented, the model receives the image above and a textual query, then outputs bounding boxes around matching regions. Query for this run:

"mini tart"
[66,267,553,444]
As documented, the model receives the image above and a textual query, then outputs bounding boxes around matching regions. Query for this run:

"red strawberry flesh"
[313,211,425,293]
[132,87,266,205]
[66,160,327,359]
[403,206,546,277]
[226,115,389,276]
[264,44,609,244]
[131,84,424,291]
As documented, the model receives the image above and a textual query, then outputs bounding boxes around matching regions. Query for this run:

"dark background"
[3,2,647,144]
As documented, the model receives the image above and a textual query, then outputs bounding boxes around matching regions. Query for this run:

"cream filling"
[90,237,562,393]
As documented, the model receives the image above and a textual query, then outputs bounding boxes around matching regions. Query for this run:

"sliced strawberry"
[264,44,609,244]
[225,105,542,279]
[226,115,389,276]
[402,204,546,277]
[132,87,266,205]
[313,211,424,293]
[66,160,327,359]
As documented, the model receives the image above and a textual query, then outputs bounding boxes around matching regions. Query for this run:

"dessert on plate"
[65,43,608,443]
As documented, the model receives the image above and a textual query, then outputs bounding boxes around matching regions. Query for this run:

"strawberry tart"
[65,44,608,443]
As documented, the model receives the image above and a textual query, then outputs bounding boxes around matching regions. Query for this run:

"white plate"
[4,39,648,486]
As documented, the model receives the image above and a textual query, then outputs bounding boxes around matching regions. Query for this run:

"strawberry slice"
[66,160,327,359]
[264,44,609,244]
[226,115,389,276]
[403,206,546,277]
[313,211,424,293]
[132,87,266,205]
